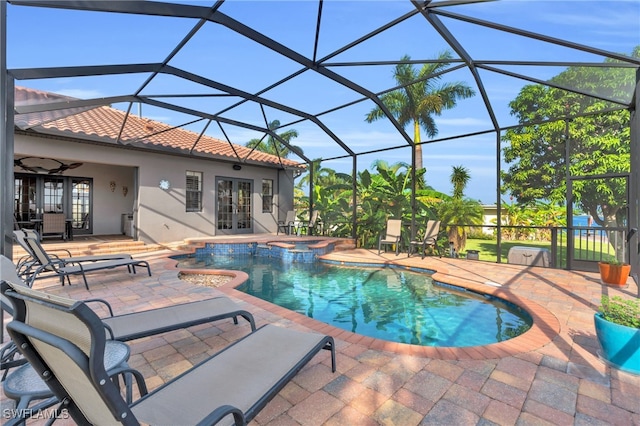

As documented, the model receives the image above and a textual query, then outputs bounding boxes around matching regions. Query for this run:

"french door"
[14,174,93,235]
[216,178,252,235]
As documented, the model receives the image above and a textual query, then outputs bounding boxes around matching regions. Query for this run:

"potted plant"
[594,296,640,374]
[597,258,631,286]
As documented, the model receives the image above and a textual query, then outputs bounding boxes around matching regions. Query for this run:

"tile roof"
[14,86,303,169]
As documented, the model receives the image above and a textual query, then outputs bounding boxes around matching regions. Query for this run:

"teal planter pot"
[594,313,640,375]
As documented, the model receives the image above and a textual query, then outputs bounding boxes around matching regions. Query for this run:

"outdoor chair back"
[3,281,137,424]
[378,219,402,255]
[408,220,442,258]
[42,213,66,241]
[297,210,322,236]
[277,210,297,235]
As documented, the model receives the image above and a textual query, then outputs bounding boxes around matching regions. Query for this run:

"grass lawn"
[463,239,550,262]
[461,238,615,265]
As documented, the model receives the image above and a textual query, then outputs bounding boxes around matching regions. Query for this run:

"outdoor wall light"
[159,179,171,190]
[232,164,242,170]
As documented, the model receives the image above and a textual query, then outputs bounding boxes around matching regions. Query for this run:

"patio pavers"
[2,240,639,425]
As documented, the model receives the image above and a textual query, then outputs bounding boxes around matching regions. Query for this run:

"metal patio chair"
[296,210,322,236]
[277,210,297,235]
[408,220,442,258]
[41,213,67,241]
[378,219,402,255]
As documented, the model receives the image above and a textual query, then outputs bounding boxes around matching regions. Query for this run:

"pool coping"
[170,245,561,360]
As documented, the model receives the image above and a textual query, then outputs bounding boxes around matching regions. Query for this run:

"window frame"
[261,179,273,213]
[185,171,203,212]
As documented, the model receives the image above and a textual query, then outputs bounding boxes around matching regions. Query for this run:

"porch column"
[629,70,640,292]
[1,0,14,259]
[352,155,357,242]
[0,0,10,344]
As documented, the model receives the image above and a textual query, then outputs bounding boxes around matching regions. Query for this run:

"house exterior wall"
[14,133,296,243]
[482,205,498,235]
[83,162,134,235]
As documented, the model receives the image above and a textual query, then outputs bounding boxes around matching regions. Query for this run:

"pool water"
[178,255,532,347]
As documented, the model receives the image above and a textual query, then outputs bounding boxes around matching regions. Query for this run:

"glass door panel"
[237,180,252,230]
[43,177,64,213]
[14,176,37,222]
[216,178,253,234]
[217,179,234,232]
[72,179,92,234]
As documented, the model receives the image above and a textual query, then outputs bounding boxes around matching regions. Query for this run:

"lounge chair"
[0,255,31,378]
[13,229,132,278]
[20,231,151,289]
[277,210,297,235]
[408,220,442,258]
[378,219,402,255]
[1,254,255,344]
[3,281,336,426]
[0,255,257,424]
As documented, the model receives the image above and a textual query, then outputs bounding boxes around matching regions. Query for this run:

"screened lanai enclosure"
[1,0,639,281]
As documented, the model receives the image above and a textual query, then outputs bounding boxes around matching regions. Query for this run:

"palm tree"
[438,198,483,253]
[297,159,351,189]
[439,165,482,252]
[246,119,302,158]
[451,165,470,199]
[364,51,475,171]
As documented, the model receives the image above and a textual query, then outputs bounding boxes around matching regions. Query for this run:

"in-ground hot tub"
[181,240,335,264]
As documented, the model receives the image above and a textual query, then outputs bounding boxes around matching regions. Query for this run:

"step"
[11,239,164,262]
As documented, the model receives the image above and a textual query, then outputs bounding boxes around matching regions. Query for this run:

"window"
[186,171,203,212]
[262,179,273,213]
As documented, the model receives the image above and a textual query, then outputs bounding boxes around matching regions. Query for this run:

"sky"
[5,0,640,204]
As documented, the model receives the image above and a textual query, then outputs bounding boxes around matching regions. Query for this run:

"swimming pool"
[177,254,532,348]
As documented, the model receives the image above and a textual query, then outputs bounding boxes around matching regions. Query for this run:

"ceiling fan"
[14,157,83,174]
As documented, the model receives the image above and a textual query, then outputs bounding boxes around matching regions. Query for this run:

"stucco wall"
[87,163,135,235]
[14,133,296,243]
[136,156,291,243]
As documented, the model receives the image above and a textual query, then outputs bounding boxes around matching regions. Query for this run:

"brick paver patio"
[2,238,639,425]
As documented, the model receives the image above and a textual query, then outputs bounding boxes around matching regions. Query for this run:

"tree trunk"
[415,144,423,171]
[447,226,466,253]
[603,215,626,263]
[588,205,626,262]
[414,121,423,171]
